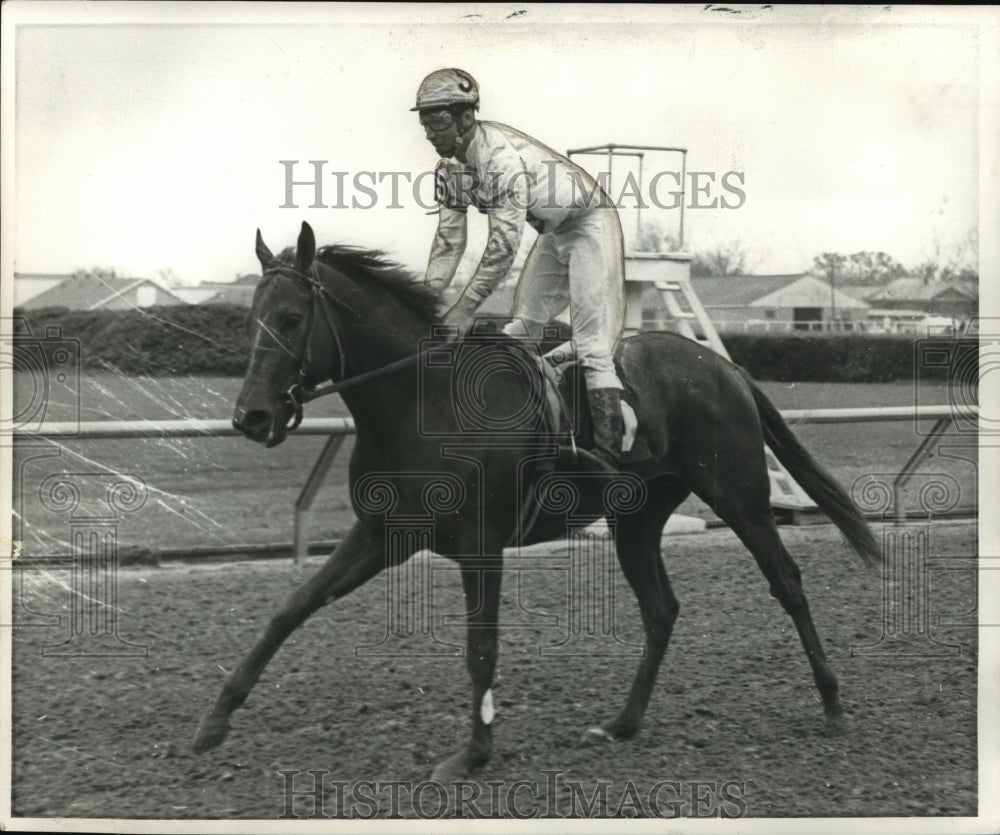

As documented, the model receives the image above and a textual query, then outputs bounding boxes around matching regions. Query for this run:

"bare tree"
[910,228,978,284]
[634,221,680,254]
[690,240,756,277]
[156,267,184,289]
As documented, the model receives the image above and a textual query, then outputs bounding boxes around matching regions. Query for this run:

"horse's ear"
[296,222,316,273]
[255,229,274,270]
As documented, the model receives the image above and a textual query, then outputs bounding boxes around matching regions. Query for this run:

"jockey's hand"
[442,299,478,340]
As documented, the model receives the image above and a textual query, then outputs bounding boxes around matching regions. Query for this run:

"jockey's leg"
[502,233,568,340]
[563,210,627,467]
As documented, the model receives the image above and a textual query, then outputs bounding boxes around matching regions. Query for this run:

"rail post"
[293,435,346,565]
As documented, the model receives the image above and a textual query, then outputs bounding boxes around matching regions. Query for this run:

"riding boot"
[587,388,625,470]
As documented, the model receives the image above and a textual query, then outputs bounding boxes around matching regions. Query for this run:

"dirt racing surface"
[10,520,977,821]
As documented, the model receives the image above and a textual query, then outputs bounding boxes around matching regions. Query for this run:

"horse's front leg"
[192,521,389,753]
[431,558,502,783]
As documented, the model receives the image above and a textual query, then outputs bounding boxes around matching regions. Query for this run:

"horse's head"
[234,221,336,447]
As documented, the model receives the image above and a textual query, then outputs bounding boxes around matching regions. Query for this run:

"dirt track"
[11,520,977,820]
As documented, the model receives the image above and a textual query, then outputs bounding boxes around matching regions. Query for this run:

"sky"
[5,3,995,289]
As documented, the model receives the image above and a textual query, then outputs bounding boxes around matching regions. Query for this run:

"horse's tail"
[741,370,882,571]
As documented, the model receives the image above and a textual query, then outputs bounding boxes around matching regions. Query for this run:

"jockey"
[414,68,628,470]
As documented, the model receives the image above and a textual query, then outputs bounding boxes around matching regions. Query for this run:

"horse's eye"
[281,313,303,329]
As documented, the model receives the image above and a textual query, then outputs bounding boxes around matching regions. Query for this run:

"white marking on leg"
[480,688,495,725]
[621,400,637,452]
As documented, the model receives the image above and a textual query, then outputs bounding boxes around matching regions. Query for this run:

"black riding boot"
[587,388,625,470]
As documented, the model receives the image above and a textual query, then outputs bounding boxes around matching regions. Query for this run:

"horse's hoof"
[583,726,616,743]
[192,714,231,754]
[823,713,848,737]
[581,716,638,746]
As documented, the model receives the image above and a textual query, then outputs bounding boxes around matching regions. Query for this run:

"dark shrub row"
[13,305,251,376]
[720,333,978,383]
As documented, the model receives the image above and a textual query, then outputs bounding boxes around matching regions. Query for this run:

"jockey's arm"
[446,159,527,320]
[424,205,468,292]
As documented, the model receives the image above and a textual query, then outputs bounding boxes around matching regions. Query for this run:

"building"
[202,283,258,307]
[686,274,870,333]
[16,273,189,310]
[172,274,260,307]
[863,278,978,322]
[170,286,223,305]
[13,273,70,308]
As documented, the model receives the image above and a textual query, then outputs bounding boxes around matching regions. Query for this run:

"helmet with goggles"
[411,68,480,112]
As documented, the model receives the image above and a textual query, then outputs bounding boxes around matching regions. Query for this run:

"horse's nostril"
[235,410,270,435]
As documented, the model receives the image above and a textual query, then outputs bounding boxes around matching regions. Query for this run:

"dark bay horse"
[192,221,880,781]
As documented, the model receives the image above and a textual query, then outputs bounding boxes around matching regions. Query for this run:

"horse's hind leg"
[693,464,844,722]
[192,521,390,753]
[591,478,690,741]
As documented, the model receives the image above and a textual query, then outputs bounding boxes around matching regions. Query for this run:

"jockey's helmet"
[411,68,480,112]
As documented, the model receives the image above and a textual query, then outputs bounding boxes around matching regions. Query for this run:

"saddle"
[535,346,650,466]
[445,320,652,466]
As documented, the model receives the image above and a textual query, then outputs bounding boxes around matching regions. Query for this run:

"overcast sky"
[6,4,994,287]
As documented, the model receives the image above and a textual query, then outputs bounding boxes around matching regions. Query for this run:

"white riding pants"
[502,208,626,391]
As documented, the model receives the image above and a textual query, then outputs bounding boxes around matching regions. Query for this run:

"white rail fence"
[15,405,979,562]
[710,320,965,336]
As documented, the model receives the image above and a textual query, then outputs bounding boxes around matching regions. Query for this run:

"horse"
[192,221,881,782]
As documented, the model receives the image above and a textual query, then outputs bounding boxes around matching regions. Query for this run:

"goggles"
[419,109,456,132]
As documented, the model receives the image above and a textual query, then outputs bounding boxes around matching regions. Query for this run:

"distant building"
[170,287,222,305]
[13,273,70,308]
[202,284,257,307]
[16,273,189,310]
[174,274,260,307]
[863,278,978,322]
[686,274,870,332]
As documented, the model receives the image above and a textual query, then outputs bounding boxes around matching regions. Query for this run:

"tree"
[690,239,756,277]
[72,266,120,281]
[909,228,978,284]
[634,221,680,254]
[809,251,906,286]
[156,267,184,289]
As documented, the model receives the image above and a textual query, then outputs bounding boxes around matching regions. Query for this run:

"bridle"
[262,260,425,431]
[271,261,347,430]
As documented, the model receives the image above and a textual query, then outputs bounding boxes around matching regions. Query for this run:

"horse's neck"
[323,275,429,430]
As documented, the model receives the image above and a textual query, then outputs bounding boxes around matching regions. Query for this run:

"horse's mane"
[315,245,442,322]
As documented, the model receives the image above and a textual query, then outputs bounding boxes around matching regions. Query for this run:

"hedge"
[720,333,978,383]
[12,307,978,383]
[13,305,250,376]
